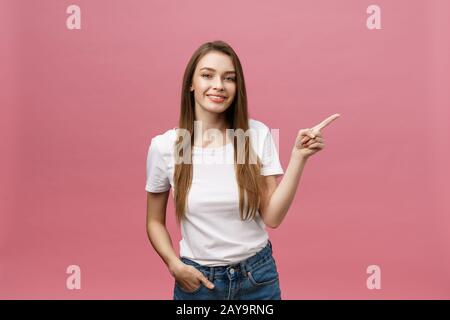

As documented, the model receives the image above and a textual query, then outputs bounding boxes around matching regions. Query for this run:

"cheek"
[194,90,205,102]
[193,83,208,97]
[192,78,208,92]
[228,85,237,99]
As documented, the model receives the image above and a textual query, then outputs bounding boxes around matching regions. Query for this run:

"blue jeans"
[173,240,282,300]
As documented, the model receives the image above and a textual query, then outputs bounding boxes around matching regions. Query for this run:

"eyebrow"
[199,67,236,74]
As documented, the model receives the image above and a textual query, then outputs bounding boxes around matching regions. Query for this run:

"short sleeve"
[145,138,171,193]
[260,128,284,176]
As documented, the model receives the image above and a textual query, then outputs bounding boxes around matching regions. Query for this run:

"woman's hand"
[292,114,340,159]
[170,260,215,292]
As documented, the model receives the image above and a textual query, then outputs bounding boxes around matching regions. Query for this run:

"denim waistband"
[180,240,274,281]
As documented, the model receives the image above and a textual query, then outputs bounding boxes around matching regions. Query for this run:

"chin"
[203,102,231,113]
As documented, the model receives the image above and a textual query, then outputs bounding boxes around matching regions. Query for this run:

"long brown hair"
[173,40,265,224]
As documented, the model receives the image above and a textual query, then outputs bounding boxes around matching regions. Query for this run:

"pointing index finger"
[312,113,340,132]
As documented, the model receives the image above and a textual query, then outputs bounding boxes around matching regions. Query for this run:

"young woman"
[145,40,339,300]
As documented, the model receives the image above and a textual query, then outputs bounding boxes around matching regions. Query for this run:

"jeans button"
[229,268,235,274]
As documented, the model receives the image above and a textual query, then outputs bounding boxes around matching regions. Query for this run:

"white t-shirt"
[145,119,284,266]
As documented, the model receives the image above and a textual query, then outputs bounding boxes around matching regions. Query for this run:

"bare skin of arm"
[258,154,308,229]
[259,114,340,228]
[146,191,215,291]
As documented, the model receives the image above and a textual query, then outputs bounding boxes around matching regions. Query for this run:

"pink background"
[1,0,449,299]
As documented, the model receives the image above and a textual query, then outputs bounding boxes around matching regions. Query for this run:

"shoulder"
[248,118,271,144]
[149,127,177,155]
[249,118,270,132]
[248,118,273,155]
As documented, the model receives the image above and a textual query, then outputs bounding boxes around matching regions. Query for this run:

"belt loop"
[240,261,248,278]
[208,266,215,282]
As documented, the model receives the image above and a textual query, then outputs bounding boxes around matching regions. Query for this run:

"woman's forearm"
[147,222,183,276]
[263,113,339,227]
[264,151,309,228]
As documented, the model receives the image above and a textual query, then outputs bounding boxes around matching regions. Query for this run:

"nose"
[212,77,225,91]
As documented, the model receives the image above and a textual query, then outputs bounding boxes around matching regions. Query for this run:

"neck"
[193,105,230,147]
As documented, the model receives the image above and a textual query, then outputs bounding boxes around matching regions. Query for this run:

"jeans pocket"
[175,281,204,294]
[247,258,279,286]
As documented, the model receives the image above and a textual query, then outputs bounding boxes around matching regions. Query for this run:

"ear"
[190,86,194,92]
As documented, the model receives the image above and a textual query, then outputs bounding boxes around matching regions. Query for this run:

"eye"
[201,74,212,79]
[226,77,236,81]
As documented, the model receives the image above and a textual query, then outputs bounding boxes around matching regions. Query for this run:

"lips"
[207,94,227,103]
[207,94,227,98]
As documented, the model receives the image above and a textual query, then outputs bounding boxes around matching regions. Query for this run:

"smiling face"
[190,51,237,116]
